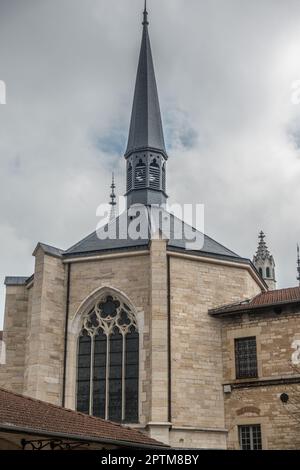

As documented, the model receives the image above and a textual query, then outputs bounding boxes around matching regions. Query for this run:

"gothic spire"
[253,231,276,291]
[254,231,271,260]
[297,244,300,286]
[125,3,166,158]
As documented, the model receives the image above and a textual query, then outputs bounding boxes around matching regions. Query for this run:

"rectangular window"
[239,425,262,450]
[235,336,258,379]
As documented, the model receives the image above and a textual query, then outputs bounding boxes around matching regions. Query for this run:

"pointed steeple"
[253,231,276,290]
[125,4,168,208]
[125,1,168,207]
[125,3,167,158]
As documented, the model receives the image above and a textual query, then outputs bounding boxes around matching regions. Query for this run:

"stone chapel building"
[1,7,300,449]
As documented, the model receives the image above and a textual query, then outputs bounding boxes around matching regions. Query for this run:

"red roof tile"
[0,388,166,448]
[210,286,300,316]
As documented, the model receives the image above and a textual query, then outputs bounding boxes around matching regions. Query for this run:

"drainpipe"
[62,263,71,407]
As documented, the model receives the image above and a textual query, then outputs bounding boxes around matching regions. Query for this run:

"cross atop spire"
[143,0,149,26]
[255,231,271,259]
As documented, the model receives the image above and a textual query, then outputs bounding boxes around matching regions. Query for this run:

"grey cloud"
[1,0,300,326]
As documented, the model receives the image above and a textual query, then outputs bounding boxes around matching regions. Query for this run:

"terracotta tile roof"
[0,388,166,448]
[209,286,300,316]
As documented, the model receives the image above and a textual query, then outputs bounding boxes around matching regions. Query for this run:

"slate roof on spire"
[125,7,166,157]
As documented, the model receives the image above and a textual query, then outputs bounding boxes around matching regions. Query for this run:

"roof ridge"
[65,215,125,254]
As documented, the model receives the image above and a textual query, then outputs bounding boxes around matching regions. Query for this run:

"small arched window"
[134,159,146,189]
[149,159,160,190]
[266,267,270,278]
[127,163,133,192]
[259,268,263,277]
[77,294,139,423]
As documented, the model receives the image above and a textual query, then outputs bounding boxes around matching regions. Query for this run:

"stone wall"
[221,307,300,449]
[0,284,29,394]
[168,254,262,448]
[23,248,66,405]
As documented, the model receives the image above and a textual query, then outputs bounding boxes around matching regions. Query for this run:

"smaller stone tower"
[253,231,276,290]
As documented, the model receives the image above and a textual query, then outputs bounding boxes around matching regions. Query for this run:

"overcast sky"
[1,0,300,327]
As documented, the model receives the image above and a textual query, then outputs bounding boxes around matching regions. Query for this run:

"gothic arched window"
[77,294,139,423]
[149,158,160,190]
[266,267,270,278]
[259,268,263,277]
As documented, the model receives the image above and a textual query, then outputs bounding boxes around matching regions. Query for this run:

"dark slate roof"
[65,208,242,262]
[0,388,167,449]
[32,242,63,258]
[4,276,29,286]
[125,14,166,157]
[209,286,300,316]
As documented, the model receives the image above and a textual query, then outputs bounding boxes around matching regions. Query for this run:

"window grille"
[235,336,258,379]
[239,425,262,450]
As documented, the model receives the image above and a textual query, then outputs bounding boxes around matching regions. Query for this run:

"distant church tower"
[253,231,276,290]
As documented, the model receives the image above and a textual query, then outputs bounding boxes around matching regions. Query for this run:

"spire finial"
[143,0,149,26]
[259,230,265,241]
[297,244,300,286]
[109,173,117,221]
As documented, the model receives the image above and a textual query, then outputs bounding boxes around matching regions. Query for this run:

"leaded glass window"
[235,336,258,379]
[76,294,139,423]
[239,424,262,450]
